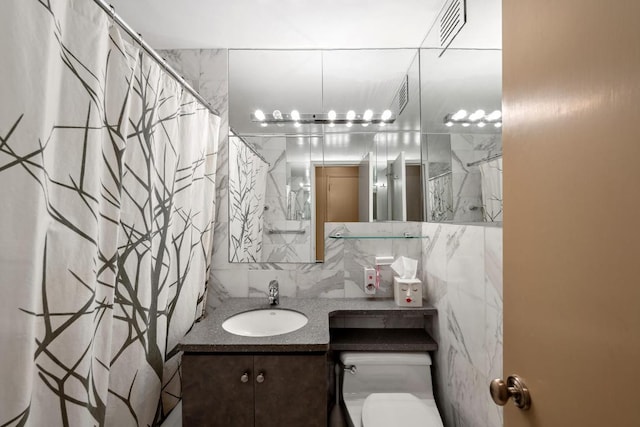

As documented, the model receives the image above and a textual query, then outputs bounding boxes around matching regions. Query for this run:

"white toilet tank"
[340,352,435,400]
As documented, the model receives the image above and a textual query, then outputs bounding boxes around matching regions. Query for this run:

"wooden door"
[503,0,640,425]
[254,354,327,427]
[405,164,423,221]
[315,166,359,260]
[182,354,254,427]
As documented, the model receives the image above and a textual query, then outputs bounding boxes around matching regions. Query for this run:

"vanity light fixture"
[362,122,369,127]
[250,109,396,125]
[443,109,502,128]
[346,122,353,128]
[451,109,467,120]
[486,110,502,121]
[468,109,485,121]
[254,109,266,121]
[260,122,268,127]
[328,122,335,127]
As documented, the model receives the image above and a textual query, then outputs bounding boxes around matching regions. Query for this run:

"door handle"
[240,372,249,383]
[256,372,265,383]
[490,375,531,410]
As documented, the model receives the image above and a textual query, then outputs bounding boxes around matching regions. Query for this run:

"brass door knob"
[256,372,265,383]
[490,375,531,410]
[240,372,249,383]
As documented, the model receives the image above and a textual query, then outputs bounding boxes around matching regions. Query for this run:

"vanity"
[179,298,437,427]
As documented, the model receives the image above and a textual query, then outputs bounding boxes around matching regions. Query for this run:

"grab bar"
[268,229,306,235]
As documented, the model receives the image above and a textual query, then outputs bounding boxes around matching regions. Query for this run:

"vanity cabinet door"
[253,354,327,427]
[182,354,254,427]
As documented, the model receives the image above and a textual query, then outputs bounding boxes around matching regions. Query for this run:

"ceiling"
[108,0,448,49]
[109,0,500,50]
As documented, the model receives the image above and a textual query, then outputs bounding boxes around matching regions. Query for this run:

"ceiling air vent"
[438,0,466,56]
[396,75,409,115]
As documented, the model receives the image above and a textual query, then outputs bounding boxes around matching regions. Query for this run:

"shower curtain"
[428,172,454,222]
[228,137,269,262]
[0,1,220,425]
[479,158,503,222]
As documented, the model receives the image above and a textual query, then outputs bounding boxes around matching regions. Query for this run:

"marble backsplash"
[208,221,424,303]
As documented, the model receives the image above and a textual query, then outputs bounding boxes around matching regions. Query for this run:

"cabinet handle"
[256,372,265,383]
[240,372,249,383]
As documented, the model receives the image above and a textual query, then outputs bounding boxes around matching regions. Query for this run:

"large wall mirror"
[227,42,502,263]
[420,0,503,223]
[420,47,502,223]
[228,49,422,263]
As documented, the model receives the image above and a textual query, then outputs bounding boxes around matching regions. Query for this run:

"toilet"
[339,352,444,427]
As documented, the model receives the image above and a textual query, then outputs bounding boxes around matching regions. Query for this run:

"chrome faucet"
[268,280,279,305]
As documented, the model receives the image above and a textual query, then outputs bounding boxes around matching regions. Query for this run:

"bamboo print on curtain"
[0,1,220,425]
[228,136,269,262]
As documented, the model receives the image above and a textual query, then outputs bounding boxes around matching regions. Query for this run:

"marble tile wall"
[422,223,503,427]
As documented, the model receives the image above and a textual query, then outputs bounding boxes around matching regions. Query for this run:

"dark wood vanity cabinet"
[182,353,327,427]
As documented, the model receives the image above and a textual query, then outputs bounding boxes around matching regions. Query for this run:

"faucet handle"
[268,280,279,305]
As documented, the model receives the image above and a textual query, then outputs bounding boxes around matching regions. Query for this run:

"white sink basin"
[222,308,308,337]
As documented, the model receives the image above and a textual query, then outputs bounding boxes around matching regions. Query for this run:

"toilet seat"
[361,393,443,427]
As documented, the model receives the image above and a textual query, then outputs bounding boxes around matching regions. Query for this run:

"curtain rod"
[92,0,220,117]
[466,153,502,167]
[230,131,270,166]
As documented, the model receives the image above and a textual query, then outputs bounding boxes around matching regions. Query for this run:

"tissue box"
[393,277,423,307]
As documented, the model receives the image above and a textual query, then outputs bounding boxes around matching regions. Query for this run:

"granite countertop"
[179,298,436,353]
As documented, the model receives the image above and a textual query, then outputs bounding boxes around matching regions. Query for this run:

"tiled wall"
[422,223,503,427]
[450,133,502,222]
[162,49,503,427]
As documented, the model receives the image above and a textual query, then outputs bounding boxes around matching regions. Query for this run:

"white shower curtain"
[0,1,219,425]
[479,158,503,222]
[228,137,269,262]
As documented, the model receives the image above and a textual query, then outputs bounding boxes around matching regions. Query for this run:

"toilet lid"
[361,393,443,427]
